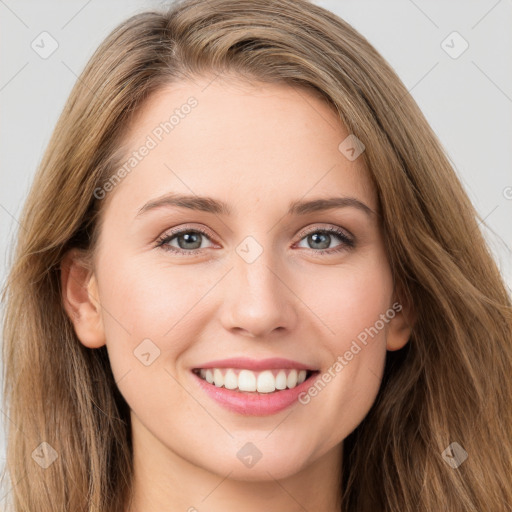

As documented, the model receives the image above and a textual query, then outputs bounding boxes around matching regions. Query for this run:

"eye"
[155,224,355,256]
[156,226,216,255]
[294,226,355,254]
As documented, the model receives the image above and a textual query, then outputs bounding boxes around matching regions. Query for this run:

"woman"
[2,0,511,510]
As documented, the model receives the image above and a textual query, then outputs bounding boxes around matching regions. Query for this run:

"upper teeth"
[197,368,308,393]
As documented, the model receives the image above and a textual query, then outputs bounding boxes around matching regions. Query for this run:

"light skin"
[62,76,412,512]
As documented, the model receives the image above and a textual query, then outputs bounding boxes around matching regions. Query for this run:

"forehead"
[105,76,376,216]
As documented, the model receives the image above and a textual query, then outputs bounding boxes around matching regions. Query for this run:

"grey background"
[1,0,511,497]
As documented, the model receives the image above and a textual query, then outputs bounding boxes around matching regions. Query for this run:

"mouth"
[192,367,320,394]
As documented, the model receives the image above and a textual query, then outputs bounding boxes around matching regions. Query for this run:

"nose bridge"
[237,247,277,295]
[234,234,284,306]
[219,234,296,337]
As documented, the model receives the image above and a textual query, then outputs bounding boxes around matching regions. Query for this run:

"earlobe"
[61,249,106,348]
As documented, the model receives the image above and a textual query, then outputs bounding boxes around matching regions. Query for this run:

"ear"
[386,296,415,352]
[61,249,106,348]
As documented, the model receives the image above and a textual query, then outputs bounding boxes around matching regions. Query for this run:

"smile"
[190,358,321,416]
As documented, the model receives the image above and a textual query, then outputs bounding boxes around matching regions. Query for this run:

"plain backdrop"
[1,0,511,494]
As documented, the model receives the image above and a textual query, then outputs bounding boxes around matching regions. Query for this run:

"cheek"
[289,256,392,445]
[295,255,394,345]
[97,247,220,335]
[96,254,211,429]
[95,251,217,384]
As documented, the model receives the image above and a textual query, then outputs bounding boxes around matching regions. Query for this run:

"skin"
[62,76,412,512]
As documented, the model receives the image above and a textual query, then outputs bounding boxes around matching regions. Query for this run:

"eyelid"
[294,223,354,241]
[160,223,216,240]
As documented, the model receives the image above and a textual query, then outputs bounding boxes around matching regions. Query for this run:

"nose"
[219,246,298,339]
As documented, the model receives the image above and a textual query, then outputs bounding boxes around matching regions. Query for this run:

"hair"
[2,0,511,510]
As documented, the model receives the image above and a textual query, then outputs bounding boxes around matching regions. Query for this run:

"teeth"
[195,368,310,393]
[287,369,298,388]
[213,368,224,387]
[275,370,287,390]
[238,370,257,391]
[224,369,238,390]
[257,370,275,393]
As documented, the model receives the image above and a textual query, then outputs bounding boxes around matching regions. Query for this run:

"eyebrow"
[136,193,376,218]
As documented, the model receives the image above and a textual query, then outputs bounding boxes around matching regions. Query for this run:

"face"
[64,76,411,483]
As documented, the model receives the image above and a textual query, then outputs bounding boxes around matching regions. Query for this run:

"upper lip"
[193,357,317,372]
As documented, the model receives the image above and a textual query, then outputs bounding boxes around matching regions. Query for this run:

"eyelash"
[155,225,355,257]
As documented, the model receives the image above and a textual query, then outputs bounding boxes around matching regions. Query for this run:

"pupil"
[309,232,330,249]
[178,232,202,249]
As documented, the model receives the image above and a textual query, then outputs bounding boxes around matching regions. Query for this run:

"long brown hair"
[2,0,511,510]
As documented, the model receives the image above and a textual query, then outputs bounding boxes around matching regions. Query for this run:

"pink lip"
[191,370,320,416]
[192,357,316,372]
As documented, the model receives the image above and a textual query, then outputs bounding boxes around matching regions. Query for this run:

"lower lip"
[191,371,320,416]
